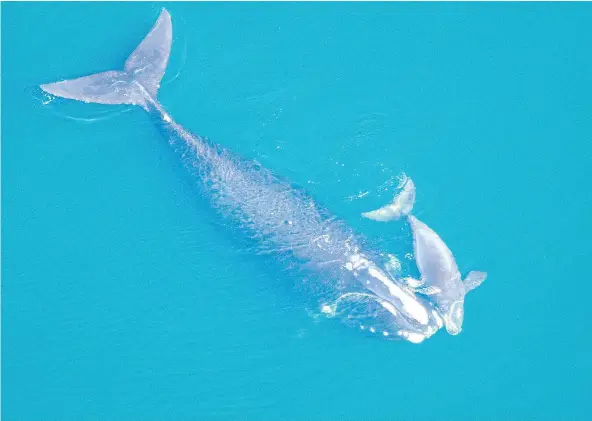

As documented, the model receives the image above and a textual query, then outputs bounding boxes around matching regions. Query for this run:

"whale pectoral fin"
[464,271,487,293]
[361,178,416,222]
[403,276,424,289]
[415,285,441,296]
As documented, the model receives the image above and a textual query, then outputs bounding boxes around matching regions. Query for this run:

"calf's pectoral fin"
[464,271,487,293]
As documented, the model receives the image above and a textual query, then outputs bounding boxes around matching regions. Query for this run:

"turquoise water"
[2,2,591,420]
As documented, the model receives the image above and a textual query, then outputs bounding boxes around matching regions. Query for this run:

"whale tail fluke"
[39,8,172,107]
[362,177,416,222]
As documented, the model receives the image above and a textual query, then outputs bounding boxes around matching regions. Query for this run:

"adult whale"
[41,8,457,343]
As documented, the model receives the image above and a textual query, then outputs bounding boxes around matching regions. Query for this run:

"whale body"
[39,8,486,343]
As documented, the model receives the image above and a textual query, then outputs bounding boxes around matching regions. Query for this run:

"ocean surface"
[2,2,591,420]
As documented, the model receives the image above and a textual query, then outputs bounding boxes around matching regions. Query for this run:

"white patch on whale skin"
[397,330,425,344]
[378,299,397,316]
[367,266,429,325]
[321,304,333,315]
[406,332,425,344]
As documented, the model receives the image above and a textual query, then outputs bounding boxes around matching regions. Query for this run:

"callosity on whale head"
[322,252,445,343]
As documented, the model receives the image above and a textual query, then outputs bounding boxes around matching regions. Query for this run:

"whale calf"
[363,178,487,334]
[39,8,486,343]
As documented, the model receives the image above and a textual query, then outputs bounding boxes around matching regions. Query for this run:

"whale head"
[331,253,444,342]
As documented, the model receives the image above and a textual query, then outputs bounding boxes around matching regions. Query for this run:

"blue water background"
[2,2,591,420]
